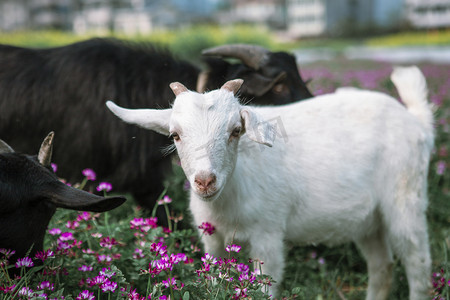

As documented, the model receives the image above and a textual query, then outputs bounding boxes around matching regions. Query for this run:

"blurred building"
[404,0,450,28]
[1,0,450,36]
[218,0,287,30]
[286,0,404,37]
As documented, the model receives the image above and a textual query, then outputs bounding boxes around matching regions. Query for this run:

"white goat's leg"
[388,212,431,300]
[355,229,394,300]
[201,231,227,258]
[249,233,285,298]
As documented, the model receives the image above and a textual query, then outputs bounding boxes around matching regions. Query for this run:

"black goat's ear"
[0,139,14,154]
[38,132,54,167]
[45,181,126,212]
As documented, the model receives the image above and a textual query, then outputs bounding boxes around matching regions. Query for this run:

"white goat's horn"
[0,139,14,154]
[38,131,54,167]
[221,79,244,95]
[170,82,189,96]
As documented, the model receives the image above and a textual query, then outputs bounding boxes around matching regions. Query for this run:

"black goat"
[0,38,312,213]
[0,132,126,265]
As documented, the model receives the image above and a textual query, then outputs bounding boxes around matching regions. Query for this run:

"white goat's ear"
[170,82,189,96]
[0,139,14,154]
[106,101,172,135]
[221,79,244,95]
[240,108,274,147]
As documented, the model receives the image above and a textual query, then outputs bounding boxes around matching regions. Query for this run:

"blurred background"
[0,0,450,63]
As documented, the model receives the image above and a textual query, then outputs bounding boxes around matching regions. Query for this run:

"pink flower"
[35,249,54,262]
[82,168,96,181]
[59,232,74,241]
[162,277,176,288]
[198,222,215,235]
[37,281,55,291]
[99,237,119,249]
[78,265,93,272]
[77,290,95,300]
[436,160,446,175]
[101,280,117,292]
[77,212,93,222]
[51,163,58,173]
[15,257,34,268]
[48,228,62,235]
[158,195,172,205]
[96,182,112,192]
[225,244,241,253]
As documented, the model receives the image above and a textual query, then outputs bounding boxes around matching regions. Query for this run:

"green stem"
[146,274,152,297]
[164,204,172,232]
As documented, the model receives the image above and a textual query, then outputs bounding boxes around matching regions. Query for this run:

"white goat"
[107,66,434,300]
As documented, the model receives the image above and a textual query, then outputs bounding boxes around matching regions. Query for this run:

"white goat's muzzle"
[193,171,218,199]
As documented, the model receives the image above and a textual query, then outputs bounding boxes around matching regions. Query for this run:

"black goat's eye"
[273,83,287,95]
[171,133,180,141]
[231,127,241,138]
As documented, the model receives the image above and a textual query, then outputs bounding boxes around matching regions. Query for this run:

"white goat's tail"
[390,66,434,134]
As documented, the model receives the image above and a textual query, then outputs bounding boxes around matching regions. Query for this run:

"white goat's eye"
[231,127,241,138]
[170,132,180,142]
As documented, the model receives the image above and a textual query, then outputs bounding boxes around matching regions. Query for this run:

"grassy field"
[0,29,449,299]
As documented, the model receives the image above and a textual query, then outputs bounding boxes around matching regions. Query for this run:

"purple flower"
[99,237,119,249]
[162,277,176,288]
[225,244,241,253]
[35,249,54,262]
[59,232,74,241]
[15,257,34,268]
[82,168,97,181]
[37,281,55,291]
[201,253,218,265]
[77,212,93,222]
[436,160,446,175]
[0,248,16,259]
[77,290,95,300]
[236,263,249,273]
[96,182,112,192]
[198,222,216,235]
[51,163,58,173]
[19,286,34,297]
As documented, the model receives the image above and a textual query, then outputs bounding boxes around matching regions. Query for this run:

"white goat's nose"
[194,172,217,193]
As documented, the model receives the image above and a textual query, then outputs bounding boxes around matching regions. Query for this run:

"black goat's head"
[199,44,313,105]
[0,132,126,264]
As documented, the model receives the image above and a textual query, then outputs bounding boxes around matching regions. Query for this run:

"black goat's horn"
[202,44,270,70]
[38,132,54,167]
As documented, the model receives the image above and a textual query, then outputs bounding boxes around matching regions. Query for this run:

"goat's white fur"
[107,66,434,300]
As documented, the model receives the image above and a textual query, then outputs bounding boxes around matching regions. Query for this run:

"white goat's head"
[107,79,274,201]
